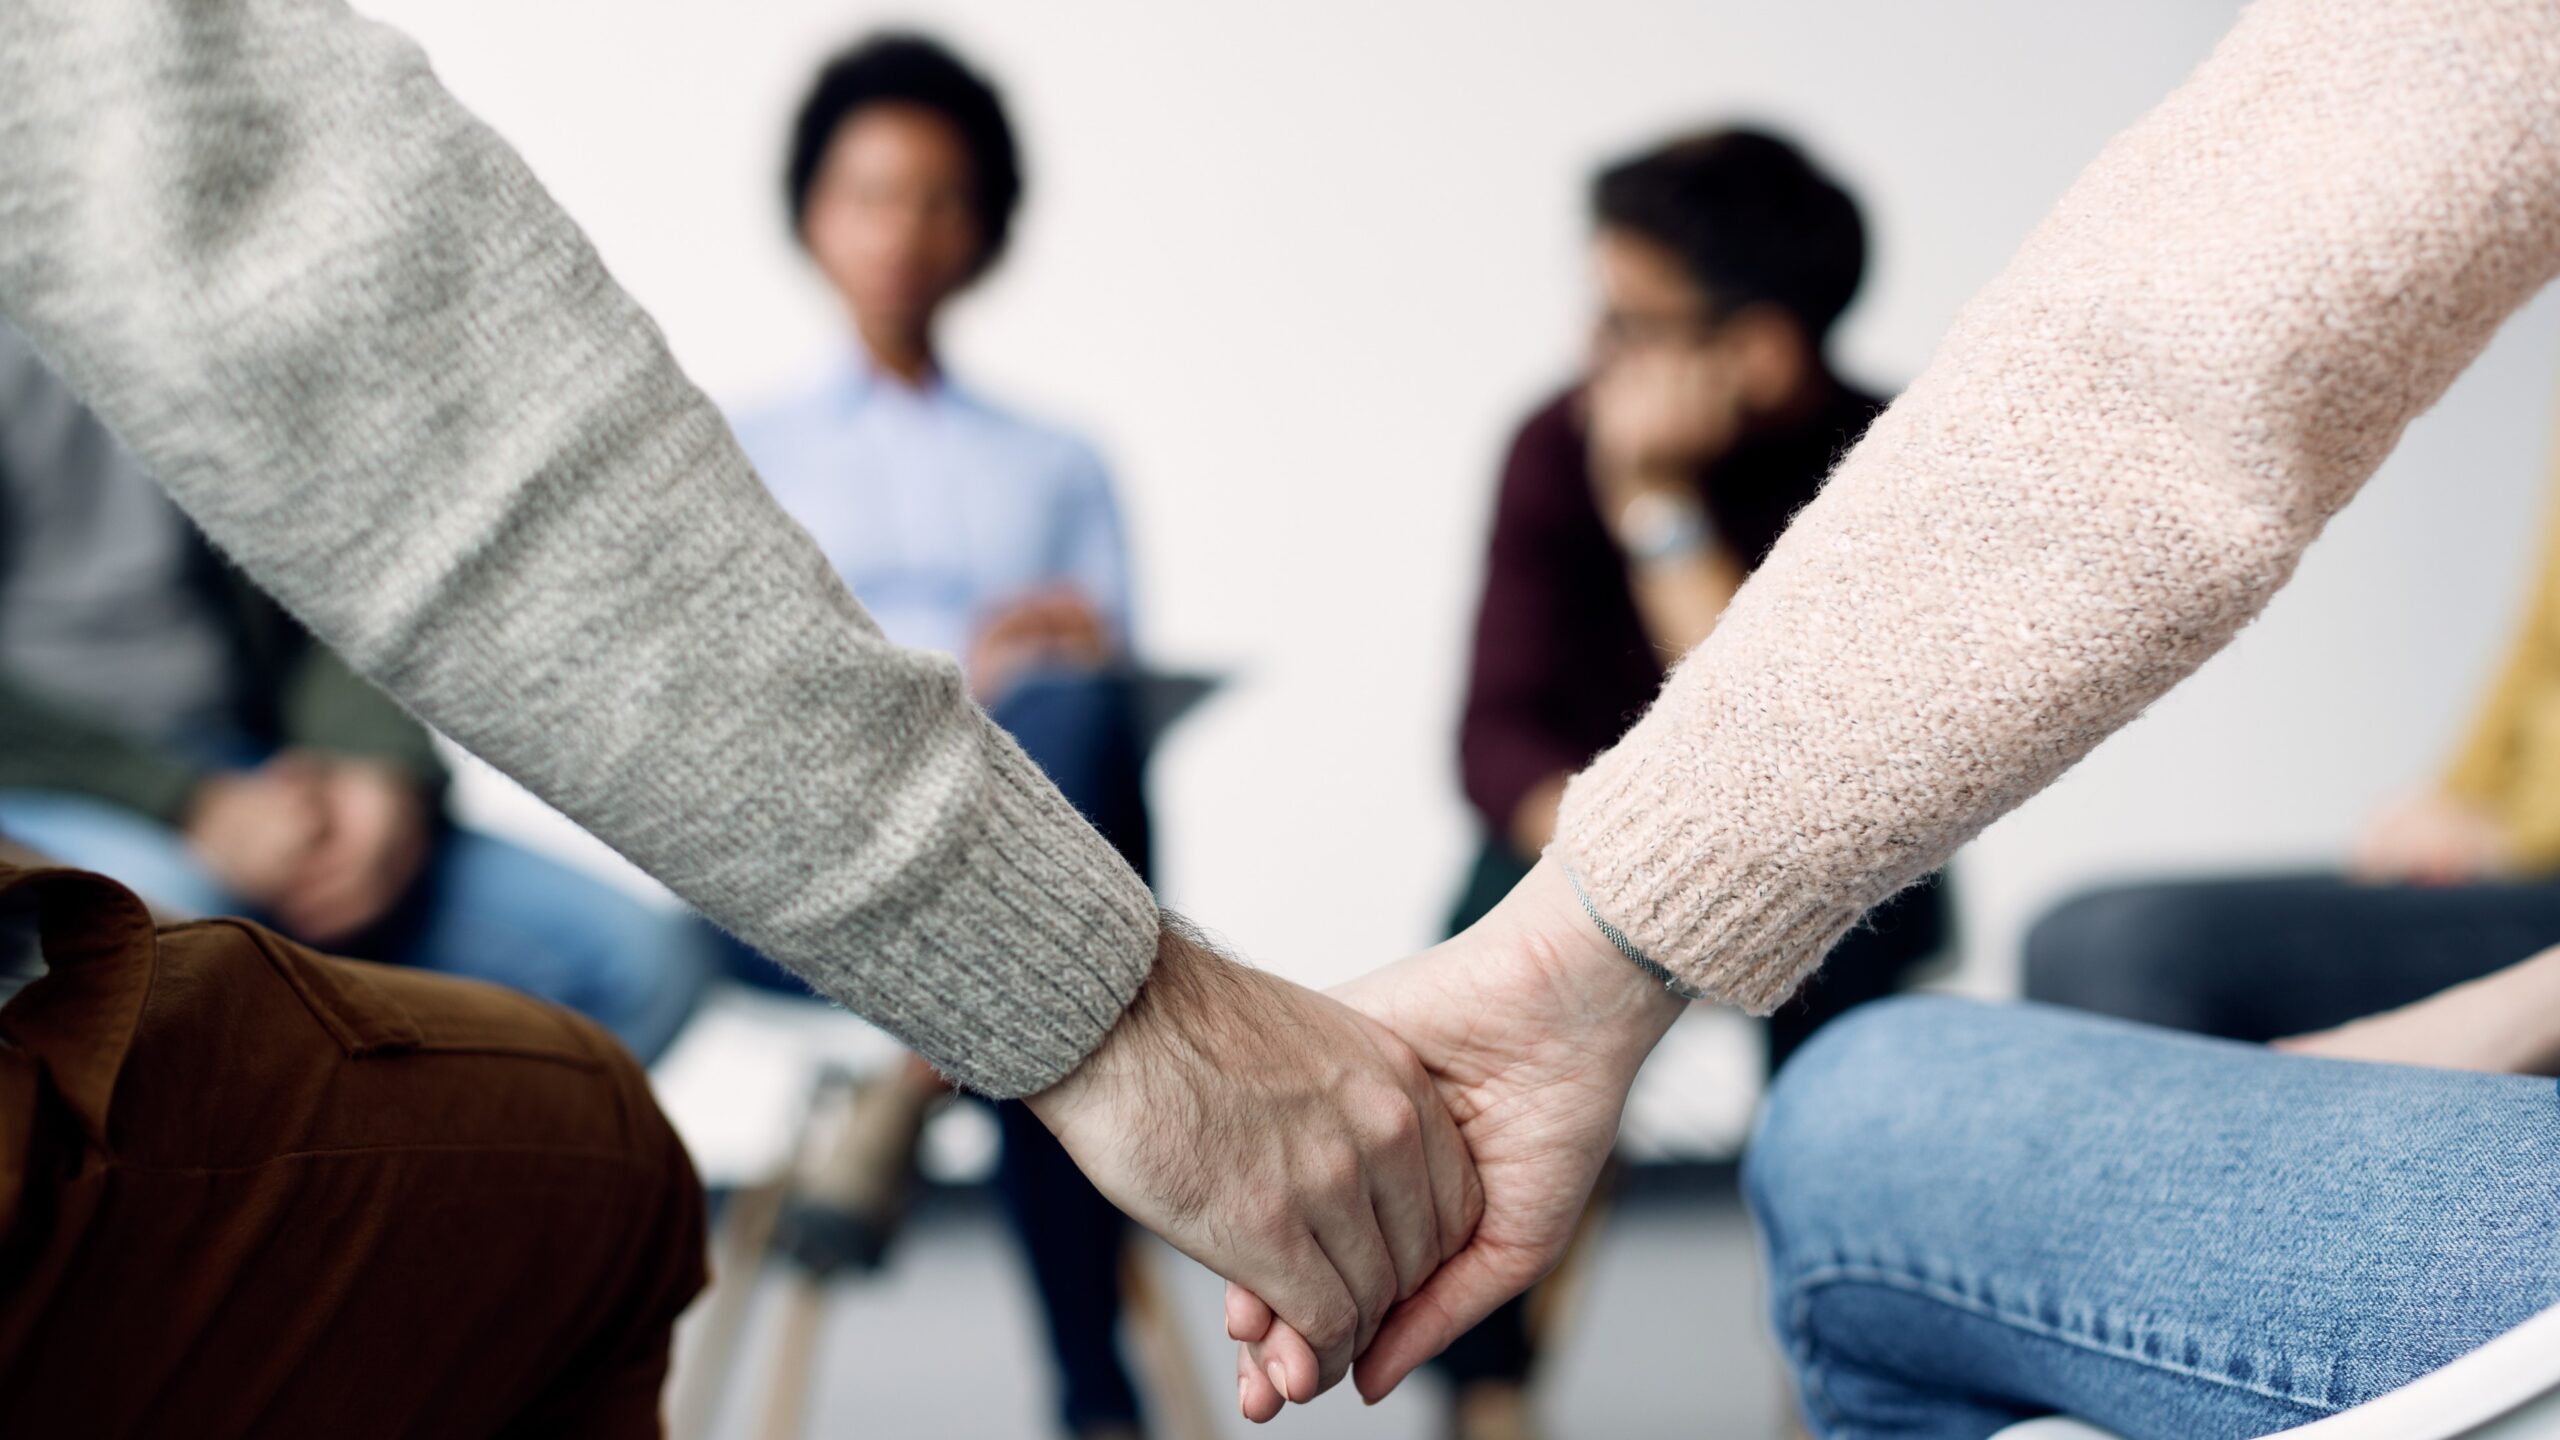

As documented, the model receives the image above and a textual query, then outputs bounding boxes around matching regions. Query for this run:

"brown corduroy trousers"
[0,861,707,1437]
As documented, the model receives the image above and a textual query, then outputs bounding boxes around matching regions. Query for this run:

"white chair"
[1992,1301,2560,1439]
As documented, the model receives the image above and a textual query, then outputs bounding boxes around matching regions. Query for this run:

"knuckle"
[1243,1194,1296,1245]
[1306,1301,1357,1352]
[1319,1142,1367,1198]
[1357,1086,1422,1149]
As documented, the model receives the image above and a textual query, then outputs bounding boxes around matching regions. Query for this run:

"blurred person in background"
[0,321,705,1063]
[721,34,1153,1440]
[1436,126,1950,1440]
[2028,433,2560,1042]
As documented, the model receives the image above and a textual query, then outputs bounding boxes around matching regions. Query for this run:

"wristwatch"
[1612,488,1713,565]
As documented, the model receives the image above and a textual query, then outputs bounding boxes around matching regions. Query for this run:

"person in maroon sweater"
[1438,127,1951,1440]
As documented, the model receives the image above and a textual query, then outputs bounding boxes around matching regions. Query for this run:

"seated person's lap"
[2025,872,2560,1040]
[1747,997,2560,1440]
[0,789,702,1061]
[0,864,705,1438]
[0,790,237,918]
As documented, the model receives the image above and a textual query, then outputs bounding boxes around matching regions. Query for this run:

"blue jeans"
[2027,872,2560,1041]
[0,789,705,1062]
[1746,997,2560,1439]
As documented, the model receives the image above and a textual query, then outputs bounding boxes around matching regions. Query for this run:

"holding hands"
[1026,918,1488,1401]
[1028,860,1683,1423]
[1227,858,1684,1419]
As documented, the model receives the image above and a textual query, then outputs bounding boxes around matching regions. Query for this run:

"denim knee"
[1747,994,1976,1265]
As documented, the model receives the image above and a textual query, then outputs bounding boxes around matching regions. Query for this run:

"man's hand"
[1027,919,1481,1406]
[1225,857,1686,1420]
[182,764,326,906]
[2351,789,2513,886]
[966,588,1114,703]
[2275,942,2560,1075]
[272,758,433,944]
[1585,344,1744,502]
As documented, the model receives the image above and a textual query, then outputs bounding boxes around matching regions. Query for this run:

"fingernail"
[1238,1376,1250,1414]
[1267,1361,1289,1403]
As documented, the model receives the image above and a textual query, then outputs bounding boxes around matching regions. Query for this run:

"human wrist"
[1027,916,1239,1135]
[1503,857,1687,1062]
[1607,486,1713,567]
[2497,947,2560,1073]
[179,772,247,845]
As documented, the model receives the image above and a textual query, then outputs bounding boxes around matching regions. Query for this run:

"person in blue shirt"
[725,35,1153,1440]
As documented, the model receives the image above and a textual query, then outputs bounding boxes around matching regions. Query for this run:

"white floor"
[672,1178,1793,1440]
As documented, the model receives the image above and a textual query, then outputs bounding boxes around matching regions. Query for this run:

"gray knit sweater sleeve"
[0,0,1159,1096]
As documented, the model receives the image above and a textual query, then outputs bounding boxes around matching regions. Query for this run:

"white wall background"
[367,0,2560,1016]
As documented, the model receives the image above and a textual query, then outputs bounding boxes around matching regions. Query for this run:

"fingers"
[1306,1202,1399,1383]
[1227,1288,1314,1422]
[1242,1130,1465,1418]
[1229,1236,1359,1403]
[1236,1339,1287,1423]
[1241,1318,1320,1413]
[1224,1282,1274,1342]
[1367,1113,1443,1306]
[1354,1243,1541,1405]
[1415,1075,1482,1267]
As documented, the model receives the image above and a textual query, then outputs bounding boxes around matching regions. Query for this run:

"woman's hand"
[182,763,326,907]
[2351,790,2513,887]
[2275,942,2560,1074]
[1225,857,1687,1420]
[1027,920,1482,1404]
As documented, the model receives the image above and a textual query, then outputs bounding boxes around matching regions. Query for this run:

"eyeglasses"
[1591,306,1726,357]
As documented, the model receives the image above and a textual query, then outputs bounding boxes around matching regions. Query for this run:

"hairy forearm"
[2281,946,2560,1076]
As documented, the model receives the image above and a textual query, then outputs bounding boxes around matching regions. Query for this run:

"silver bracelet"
[1613,489,1713,565]
[1565,866,1711,1001]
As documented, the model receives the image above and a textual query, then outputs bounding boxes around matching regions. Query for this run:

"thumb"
[1224,1282,1275,1342]
[1352,1242,1541,1405]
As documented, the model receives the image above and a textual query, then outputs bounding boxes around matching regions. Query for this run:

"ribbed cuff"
[789,731,1162,1099]
[1552,734,1869,1016]
[1564,866,1709,1001]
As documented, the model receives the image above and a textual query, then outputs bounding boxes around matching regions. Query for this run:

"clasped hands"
[1025,857,1688,1422]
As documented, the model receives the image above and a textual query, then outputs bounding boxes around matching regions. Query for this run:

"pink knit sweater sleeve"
[1552,0,2560,1011]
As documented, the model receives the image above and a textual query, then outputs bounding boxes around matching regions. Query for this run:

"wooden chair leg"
[755,1278,829,1440]
[1521,1161,1623,1376]
[1119,1237,1220,1440]
[666,1173,791,1440]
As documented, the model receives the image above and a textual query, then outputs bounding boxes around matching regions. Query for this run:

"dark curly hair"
[785,33,1023,275]
[1593,127,1866,340]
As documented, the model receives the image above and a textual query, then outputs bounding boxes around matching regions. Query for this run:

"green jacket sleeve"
[0,673,206,824]
[280,642,448,794]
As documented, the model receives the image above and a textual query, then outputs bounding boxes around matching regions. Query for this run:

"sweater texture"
[0,0,1157,1097]
[1557,0,2560,1010]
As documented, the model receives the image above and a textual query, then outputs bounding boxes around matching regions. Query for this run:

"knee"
[1748,995,1975,1258]
[583,913,711,1063]
[2021,884,2213,1013]
[990,674,1136,773]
